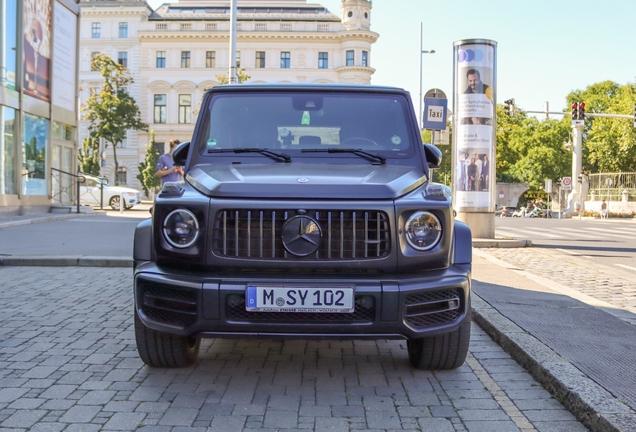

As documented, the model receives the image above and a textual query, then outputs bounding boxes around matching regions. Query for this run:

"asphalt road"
[495,216,636,271]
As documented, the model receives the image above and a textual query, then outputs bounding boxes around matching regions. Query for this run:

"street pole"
[228,0,238,84]
[418,23,422,129]
[569,124,583,213]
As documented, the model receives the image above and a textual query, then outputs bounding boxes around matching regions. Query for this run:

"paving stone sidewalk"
[0,266,585,431]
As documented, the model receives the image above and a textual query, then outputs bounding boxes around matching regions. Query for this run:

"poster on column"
[454,42,495,210]
[23,0,52,102]
[53,1,77,112]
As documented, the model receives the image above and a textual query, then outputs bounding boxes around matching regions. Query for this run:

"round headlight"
[163,209,199,248]
[404,211,442,251]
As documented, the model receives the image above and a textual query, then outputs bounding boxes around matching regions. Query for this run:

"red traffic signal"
[571,102,579,119]
[579,102,585,120]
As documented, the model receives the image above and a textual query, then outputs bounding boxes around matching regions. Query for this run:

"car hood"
[185,163,427,199]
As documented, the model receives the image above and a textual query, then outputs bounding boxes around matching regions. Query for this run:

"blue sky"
[148,0,636,118]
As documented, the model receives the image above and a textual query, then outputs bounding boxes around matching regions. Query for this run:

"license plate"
[246,285,354,313]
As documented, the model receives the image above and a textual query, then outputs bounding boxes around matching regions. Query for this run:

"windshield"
[195,91,416,160]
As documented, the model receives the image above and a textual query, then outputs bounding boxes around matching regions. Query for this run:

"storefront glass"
[1,0,18,90]
[22,113,49,195]
[1,105,16,194]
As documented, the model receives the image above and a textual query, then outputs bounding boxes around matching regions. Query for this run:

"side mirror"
[423,143,442,169]
[172,141,190,166]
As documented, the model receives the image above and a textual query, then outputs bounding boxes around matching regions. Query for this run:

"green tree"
[215,67,251,84]
[495,102,571,190]
[82,53,148,184]
[422,128,452,185]
[567,81,636,173]
[136,130,161,197]
[78,136,101,176]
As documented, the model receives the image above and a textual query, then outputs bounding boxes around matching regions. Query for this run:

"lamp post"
[418,22,435,129]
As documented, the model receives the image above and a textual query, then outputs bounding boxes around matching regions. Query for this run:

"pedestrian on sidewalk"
[156,139,183,185]
[600,200,608,219]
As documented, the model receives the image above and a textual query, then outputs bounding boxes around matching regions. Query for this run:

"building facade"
[1,0,81,214]
[78,0,377,191]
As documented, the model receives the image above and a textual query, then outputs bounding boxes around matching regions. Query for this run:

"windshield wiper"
[302,148,386,165]
[207,148,291,163]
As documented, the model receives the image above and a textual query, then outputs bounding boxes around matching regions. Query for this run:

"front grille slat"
[212,209,391,261]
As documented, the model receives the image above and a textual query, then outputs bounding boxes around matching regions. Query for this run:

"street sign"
[545,179,552,193]
[425,88,447,99]
[499,190,504,199]
[562,176,572,190]
[423,97,447,131]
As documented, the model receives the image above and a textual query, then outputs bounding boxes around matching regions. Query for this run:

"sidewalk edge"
[472,293,636,432]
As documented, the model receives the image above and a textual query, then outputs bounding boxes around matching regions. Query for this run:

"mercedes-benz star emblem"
[282,216,322,256]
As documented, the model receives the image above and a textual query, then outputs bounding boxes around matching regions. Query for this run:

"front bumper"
[134,262,471,340]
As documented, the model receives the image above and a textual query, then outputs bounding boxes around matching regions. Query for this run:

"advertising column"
[452,39,497,238]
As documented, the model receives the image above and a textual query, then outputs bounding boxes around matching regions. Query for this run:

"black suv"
[133,84,472,370]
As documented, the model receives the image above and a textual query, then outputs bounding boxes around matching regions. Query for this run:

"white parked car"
[79,174,142,211]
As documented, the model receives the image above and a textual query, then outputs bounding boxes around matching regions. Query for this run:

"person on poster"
[462,152,470,191]
[474,154,483,190]
[457,152,467,191]
[467,158,478,191]
[464,69,492,99]
[156,139,183,185]
[480,155,490,191]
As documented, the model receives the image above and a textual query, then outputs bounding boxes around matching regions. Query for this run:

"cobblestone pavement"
[476,246,636,324]
[0,267,587,431]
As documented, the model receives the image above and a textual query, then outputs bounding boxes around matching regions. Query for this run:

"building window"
[346,50,354,66]
[206,51,216,68]
[119,22,128,38]
[178,94,191,124]
[22,113,49,195]
[236,51,241,68]
[116,167,127,186]
[255,51,265,68]
[362,51,368,67]
[0,0,17,90]
[117,52,128,68]
[91,23,101,38]
[280,52,290,68]
[156,51,166,68]
[181,51,191,68]
[154,94,166,123]
[318,52,328,69]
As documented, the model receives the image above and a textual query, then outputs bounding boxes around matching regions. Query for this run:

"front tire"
[109,196,126,211]
[134,311,200,367]
[407,301,471,370]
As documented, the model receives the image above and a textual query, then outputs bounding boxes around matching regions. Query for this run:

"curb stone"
[472,293,636,432]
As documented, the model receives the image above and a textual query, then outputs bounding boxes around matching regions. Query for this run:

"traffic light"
[578,102,585,120]
[504,99,515,116]
[571,102,579,120]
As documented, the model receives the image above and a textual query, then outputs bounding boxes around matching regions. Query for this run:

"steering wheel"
[342,137,378,147]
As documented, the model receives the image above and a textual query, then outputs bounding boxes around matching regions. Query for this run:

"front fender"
[452,220,472,265]
[134,218,155,266]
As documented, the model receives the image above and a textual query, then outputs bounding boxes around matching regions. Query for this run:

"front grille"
[139,283,198,327]
[226,294,375,323]
[404,288,463,329]
[212,209,391,261]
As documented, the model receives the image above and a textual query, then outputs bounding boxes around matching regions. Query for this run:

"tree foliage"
[215,67,251,84]
[78,136,101,176]
[136,130,161,198]
[82,53,148,184]
[567,80,636,173]
[421,129,452,185]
